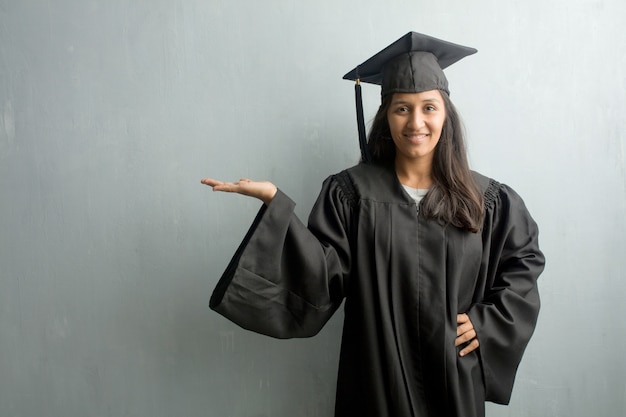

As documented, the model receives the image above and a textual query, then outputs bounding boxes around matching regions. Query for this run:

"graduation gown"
[210,163,544,417]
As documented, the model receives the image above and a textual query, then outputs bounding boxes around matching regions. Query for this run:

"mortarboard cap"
[343,32,477,162]
[343,31,477,96]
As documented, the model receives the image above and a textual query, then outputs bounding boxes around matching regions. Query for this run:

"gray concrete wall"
[1,0,624,416]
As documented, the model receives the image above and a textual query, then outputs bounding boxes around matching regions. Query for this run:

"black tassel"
[355,76,371,163]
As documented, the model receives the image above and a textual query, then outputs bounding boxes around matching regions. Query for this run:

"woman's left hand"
[456,314,479,357]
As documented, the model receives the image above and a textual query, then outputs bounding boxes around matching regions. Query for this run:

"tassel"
[354,73,371,163]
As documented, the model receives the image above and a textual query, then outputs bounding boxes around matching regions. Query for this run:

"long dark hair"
[365,92,484,233]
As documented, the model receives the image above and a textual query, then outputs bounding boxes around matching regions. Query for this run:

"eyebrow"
[390,98,442,105]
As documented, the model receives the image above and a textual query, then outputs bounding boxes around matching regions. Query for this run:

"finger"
[215,182,242,192]
[459,338,480,357]
[455,329,477,346]
[456,321,474,336]
[203,179,241,193]
[200,178,223,187]
[457,313,469,324]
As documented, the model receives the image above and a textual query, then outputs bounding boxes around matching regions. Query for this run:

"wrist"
[262,186,278,205]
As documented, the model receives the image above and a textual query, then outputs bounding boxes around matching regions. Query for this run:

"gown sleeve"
[209,176,353,339]
[467,182,545,404]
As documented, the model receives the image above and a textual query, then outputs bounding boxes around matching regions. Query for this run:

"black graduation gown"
[209,163,544,417]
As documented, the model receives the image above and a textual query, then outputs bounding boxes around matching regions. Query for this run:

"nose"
[407,110,425,129]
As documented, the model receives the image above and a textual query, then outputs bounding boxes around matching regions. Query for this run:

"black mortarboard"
[343,32,477,162]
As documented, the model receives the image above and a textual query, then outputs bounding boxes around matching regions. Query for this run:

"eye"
[425,104,437,112]
[394,106,409,114]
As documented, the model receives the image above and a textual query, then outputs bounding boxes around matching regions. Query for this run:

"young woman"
[201,32,544,417]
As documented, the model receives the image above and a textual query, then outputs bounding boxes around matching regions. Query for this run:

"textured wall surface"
[1,1,625,416]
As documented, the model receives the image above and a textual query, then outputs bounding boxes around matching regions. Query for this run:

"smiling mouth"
[404,133,430,142]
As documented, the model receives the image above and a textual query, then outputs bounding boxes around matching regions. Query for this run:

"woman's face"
[386,90,446,166]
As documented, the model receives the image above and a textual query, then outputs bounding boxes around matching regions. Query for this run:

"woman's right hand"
[200,178,278,205]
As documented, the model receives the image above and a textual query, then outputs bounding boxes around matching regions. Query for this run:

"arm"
[466,184,545,404]
[204,176,353,339]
